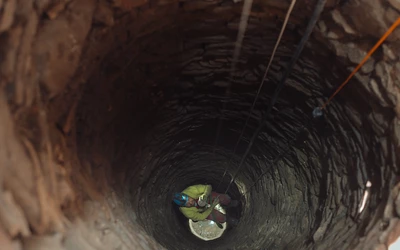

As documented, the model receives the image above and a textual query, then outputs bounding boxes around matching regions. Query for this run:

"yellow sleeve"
[201,185,212,197]
[180,207,213,221]
[182,184,212,199]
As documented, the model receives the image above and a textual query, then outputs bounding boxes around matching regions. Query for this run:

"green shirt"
[179,184,213,221]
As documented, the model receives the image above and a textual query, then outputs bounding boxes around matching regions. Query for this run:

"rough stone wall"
[310,2,400,249]
[0,0,164,249]
[0,0,400,249]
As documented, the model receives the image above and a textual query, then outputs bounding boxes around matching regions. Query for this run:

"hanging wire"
[216,0,297,191]
[213,0,253,191]
[213,0,254,153]
[224,0,327,194]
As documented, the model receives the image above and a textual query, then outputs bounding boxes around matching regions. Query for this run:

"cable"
[216,0,297,190]
[319,17,400,110]
[233,0,297,154]
[224,0,327,194]
[213,0,253,153]
[214,0,253,189]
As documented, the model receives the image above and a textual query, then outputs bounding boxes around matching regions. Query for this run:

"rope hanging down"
[213,0,253,153]
[224,0,327,194]
[313,16,400,117]
[216,0,297,191]
[232,0,298,154]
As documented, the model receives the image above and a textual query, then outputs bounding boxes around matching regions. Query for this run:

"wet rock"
[63,222,101,250]
[214,81,229,87]
[375,61,397,105]
[111,0,148,10]
[46,0,69,20]
[94,1,115,27]
[368,112,388,135]
[326,31,339,39]
[329,41,375,73]
[347,43,366,64]
[342,0,388,39]
[331,9,356,34]
[101,230,123,249]
[384,7,400,42]
[389,0,400,12]
[393,118,400,151]
[367,79,389,107]
[0,0,16,33]
[0,191,30,237]
[33,0,51,14]
[57,177,75,206]
[0,95,47,233]
[23,234,64,250]
[345,106,362,128]
[0,226,17,250]
[13,9,39,105]
[382,44,397,61]
[395,191,400,217]
[95,220,109,231]
[374,244,388,250]
[386,220,400,247]
[361,59,375,74]
[1,0,400,250]
[375,61,390,85]
[313,213,333,242]
[318,21,327,33]
[33,0,96,98]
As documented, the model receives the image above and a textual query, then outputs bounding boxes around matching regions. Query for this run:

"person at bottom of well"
[173,184,239,227]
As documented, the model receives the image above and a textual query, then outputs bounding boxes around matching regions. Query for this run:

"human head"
[173,193,196,207]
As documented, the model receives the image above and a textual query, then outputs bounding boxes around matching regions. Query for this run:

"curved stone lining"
[0,0,400,249]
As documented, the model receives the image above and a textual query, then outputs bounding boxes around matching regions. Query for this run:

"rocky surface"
[1,0,400,250]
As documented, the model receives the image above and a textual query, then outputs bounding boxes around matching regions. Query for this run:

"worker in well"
[173,184,240,228]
